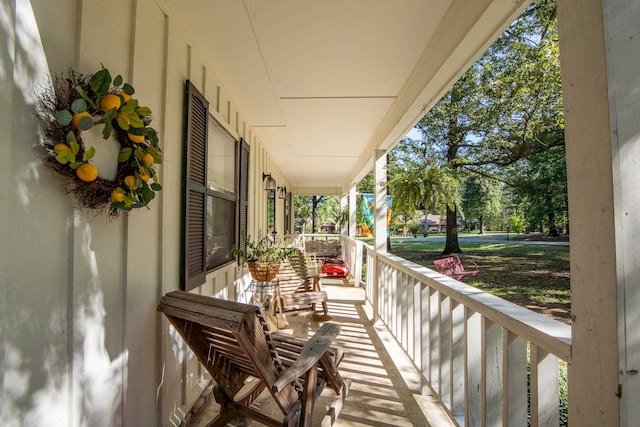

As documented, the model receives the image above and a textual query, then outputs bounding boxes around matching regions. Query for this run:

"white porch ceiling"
[164,0,529,194]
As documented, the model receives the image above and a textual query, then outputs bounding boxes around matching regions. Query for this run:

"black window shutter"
[238,138,250,251]
[182,81,208,291]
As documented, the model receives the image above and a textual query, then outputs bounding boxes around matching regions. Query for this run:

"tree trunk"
[443,205,462,254]
[548,211,558,236]
[311,196,317,233]
[479,214,484,234]
[546,194,558,236]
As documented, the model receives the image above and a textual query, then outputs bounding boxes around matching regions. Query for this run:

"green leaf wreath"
[39,66,163,216]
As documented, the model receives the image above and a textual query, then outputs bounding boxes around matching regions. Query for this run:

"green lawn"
[387,238,571,323]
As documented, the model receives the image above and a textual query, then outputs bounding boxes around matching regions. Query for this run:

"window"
[205,116,236,271]
[182,81,250,291]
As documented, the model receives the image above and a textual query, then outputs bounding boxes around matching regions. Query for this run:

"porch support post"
[557,0,640,424]
[348,185,357,239]
[372,150,387,322]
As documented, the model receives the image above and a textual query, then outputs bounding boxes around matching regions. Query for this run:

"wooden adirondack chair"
[274,249,328,318]
[158,291,346,427]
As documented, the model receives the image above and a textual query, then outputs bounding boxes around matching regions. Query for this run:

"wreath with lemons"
[39,67,162,216]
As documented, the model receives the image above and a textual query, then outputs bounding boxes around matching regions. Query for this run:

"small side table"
[247,280,285,329]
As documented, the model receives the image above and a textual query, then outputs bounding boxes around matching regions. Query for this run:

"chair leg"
[300,364,319,427]
[322,301,328,315]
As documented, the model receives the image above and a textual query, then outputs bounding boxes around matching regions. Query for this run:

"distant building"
[421,214,460,233]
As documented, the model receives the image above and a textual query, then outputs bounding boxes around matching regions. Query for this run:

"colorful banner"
[360,194,392,237]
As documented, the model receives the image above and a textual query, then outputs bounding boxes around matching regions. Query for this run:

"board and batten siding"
[1,0,279,425]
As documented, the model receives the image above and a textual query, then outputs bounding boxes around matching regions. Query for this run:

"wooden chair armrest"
[272,323,340,392]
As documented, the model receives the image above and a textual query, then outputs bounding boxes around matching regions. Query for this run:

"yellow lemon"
[110,189,125,203]
[54,143,72,154]
[99,94,122,112]
[124,175,137,189]
[136,166,150,182]
[72,111,92,129]
[76,163,98,182]
[128,133,145,143]
[142,153,154,166]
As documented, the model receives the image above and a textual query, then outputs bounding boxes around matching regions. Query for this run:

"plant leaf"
[127,114,144,128]
[74,86,99,110]
[65,131,76,144]
[56,152,69,164]
[118,147,132,162]
[151,183,162,191]
[69,139,80,155]
[83,146,96,161]
[79,116,94,130]
[102,121,113,139]
[123,83,135,95]
[113,75,123,87]
[90,68,112,96]
[137,106,152,117]
[116,115,130,130]
[69,161,83,170]
[152,154,163,164]
[71,99,87,114]
[134,148,145,159]
[55,110,73,126]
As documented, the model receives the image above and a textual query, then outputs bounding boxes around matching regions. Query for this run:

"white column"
[557,0,640,424]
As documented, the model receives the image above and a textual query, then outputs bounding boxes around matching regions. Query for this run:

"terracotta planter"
[248,261,280,282]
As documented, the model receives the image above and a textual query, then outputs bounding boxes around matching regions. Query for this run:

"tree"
[407,0,563,253]
[507,145,568,235]
[461,175,504,233]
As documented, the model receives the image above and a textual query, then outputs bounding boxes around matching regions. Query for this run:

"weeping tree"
[387,146,463,253]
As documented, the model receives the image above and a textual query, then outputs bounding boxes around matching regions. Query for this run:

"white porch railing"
[302,234,572,427]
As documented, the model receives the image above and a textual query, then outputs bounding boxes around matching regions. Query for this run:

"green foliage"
[231,234,297,266]
[462,175,504,231]
[508,214,526,233]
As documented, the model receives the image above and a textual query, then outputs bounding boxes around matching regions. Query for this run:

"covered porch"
[2,0,638,426]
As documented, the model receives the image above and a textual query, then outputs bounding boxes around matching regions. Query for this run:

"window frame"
[182,80,249,291]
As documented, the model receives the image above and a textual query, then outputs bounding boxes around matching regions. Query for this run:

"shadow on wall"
[1,2,128,426]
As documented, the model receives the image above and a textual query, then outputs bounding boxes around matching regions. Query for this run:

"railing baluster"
[466,309,482,427]
[430,289,440,391]
[530,344,560,427]
[441,293,452,408]
[452,301,465,419]
[421,283,431,386]
[483,318,504,426]
[413,277,421,367]
[503,330,528,426]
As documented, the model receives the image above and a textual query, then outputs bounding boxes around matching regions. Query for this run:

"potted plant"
[232,234,297,281]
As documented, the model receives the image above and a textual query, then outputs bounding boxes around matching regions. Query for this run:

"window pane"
[206,195,235,270]
[207,116,235,194]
